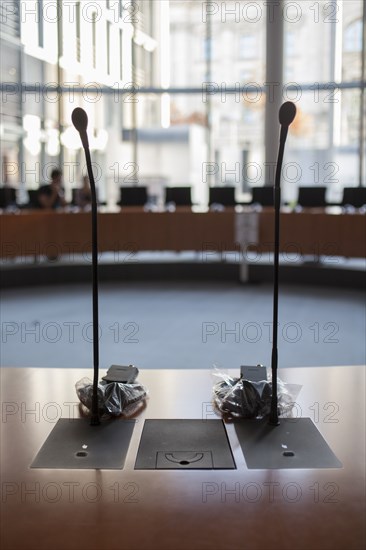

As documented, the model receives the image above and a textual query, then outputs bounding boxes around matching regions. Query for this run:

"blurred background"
[1,0,365,206]
[1,1,365,370]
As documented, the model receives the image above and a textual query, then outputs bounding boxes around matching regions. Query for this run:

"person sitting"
[75,175,92,208]
[38,169,67,210]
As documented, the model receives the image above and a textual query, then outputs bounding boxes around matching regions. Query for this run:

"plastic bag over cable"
[212,366,301,419]
[76,377,148,418]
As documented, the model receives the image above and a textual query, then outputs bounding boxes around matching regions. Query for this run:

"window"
[37,0,44,48]
[203,37,213,61]
[119,29,123,80]
[76,2,81,62]
[107,21,111,75]
[6,0,366,205]
[344,20,363,53]
[240,69,254,83]
[239,35,257,60]
[285,31,296,57]
[92,12,97,68]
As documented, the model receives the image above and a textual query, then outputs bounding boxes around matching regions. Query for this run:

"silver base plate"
[135,419,236,469]
[31,418,135,469]
[235,417,342,469]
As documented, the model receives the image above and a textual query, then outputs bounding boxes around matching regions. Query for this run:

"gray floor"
[1,282,365,370]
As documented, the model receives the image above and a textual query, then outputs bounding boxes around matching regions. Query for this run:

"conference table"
[1,365,364,550]
[0,207,365,259]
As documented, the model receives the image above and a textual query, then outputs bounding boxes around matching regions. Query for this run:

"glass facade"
[0,0,365,205]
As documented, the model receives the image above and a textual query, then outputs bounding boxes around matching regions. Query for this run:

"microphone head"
[71,107,88,134]
[279,102,297,127]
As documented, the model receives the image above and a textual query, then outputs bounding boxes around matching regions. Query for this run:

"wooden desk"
[257,209,366,257]
[1,209,365,258]
[1,366,365,550]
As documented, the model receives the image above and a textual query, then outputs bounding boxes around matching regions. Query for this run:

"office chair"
[71,188,79,206]
[165,187,192,207]
[209,187,236,207]
[341,187,366,208]
[0,187,17,208]
[250,186,274,207]
[26,189,41,208]
[118,186,148,207]
[297,186,327,208]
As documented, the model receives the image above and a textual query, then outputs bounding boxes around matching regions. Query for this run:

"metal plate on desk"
[135,419,236,469]
[31,418,135,469]
[235,417,342,469]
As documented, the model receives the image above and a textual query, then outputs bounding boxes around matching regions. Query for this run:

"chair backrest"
[71,188,78,206]
[165,187,192,206]
[0,187,16,208]
[209,187,236,206]
[251,186,274,206]
[342,187,366,208]
[119,186,148,206]
[27,189,41,208]
[298,186,327,207]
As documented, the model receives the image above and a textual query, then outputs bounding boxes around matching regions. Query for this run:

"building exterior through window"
[0,0,365,207]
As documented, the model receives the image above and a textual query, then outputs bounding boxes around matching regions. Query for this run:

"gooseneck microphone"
[72,107,89,150]
[279,101,297,144]
[72,107,100,426]
[269,101,297,426]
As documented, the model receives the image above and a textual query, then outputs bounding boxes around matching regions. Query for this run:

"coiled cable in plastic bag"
[76,377,148,418]
[212,367,301,419]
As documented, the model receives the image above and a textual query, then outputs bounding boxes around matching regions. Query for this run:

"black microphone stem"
[269,136,286,426]
[84,146,100,426]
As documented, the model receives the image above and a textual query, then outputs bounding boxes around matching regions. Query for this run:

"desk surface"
[1,209,365,257]
[1,366,365,550]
